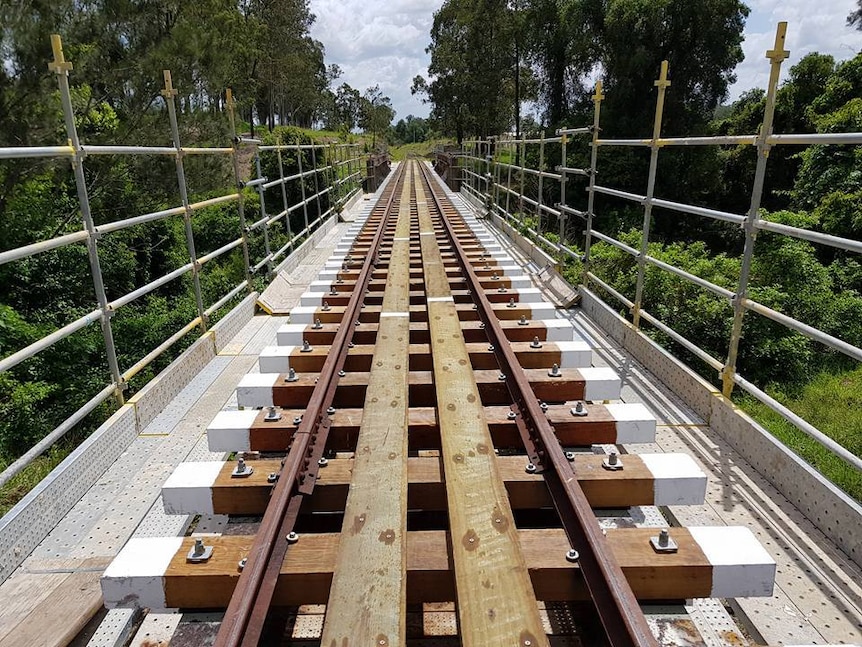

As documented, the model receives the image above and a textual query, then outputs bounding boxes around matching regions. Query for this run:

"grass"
[390,139,452,161]
[736,366,862,501]
[0,444,73,516]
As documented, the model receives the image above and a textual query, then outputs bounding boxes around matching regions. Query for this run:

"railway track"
[101,160,775,645]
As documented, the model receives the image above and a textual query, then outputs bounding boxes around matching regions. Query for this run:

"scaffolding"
[0,36,367,487]
[458,23,862,474]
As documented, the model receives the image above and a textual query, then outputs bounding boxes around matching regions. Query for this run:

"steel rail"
[213,162,405,647]
[417,161,658,647]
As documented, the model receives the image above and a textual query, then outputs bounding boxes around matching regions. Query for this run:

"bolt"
[293,415,302,425]
[498,372,506,381]
[285,367,298,382]
[518,314,529,325]
[479,322,485,329]
[540,401,549,412]
[267,472,278,483]
[338,370,346,377]
[525,463,537,474]
[301,339,312,352]
[312,318,322,329]
[507,297,516,308]
[355,320,360,326]
[472,303,478,310]
[237,457,248,473]
[336,274,343,284]
[286,531,299,543]
[492,273,499,280]
[566,548,580,563]
[565,451,576,461]
[318,457,328,467]
[322,300,331,311]
[608,452,618,466]
[507,410,517,420]
[498,285,507,293]
[327,406,336,415]
[264,406,281,422]
[530,336,542,349]
[330,287,338,295]
[192,538,205,557]
[571,401,588,416]
[549,363,561,377]
[487,344,495,352]
[658,529,669,547]
[238,557,247,571]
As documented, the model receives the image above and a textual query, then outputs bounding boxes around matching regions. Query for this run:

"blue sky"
[310,0,862,122]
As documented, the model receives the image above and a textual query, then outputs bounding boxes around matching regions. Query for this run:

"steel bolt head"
[338,370,346,377]
[286,531,299,543]
[659,529,669,546]
[267,472,278,483]
[565,451,575,461]
[540,401,549,412]
[498,372,506,381]
[507,297,516,308]
[286,367,298,382]
[327,406,336,415]
[322,300,331,311]
[238,557,247,571]
[293,416,302,425]
[318,457,328,467]
[566,548,580,562]
[487,344,495,352]
[525,463,537,473]
[507,410,517,420]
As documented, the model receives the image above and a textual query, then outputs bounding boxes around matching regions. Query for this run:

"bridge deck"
[0,163,859,647]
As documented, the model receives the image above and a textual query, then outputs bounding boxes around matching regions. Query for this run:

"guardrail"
[365,153,392,192]
[0,35,366,488]
[457,22,862,474]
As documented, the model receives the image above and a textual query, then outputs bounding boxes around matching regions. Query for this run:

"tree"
[423,0,520,141]
[359,85,395,148]
[849,1,862,28]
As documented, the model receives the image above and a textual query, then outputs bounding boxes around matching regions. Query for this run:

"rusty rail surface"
[416,160,657,647]
[213,166,406,647]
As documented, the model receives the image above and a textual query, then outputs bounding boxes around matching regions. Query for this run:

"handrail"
[0,35,368,489]
[455,22,862,483]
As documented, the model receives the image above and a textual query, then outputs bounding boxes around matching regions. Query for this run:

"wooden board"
[0,558,109,647]
[415,169,549,647]
[177,453,682,515]
[319,166,413,647]
[117,528,724,609]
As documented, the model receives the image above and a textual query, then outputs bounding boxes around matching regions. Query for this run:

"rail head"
[417,161,658,647]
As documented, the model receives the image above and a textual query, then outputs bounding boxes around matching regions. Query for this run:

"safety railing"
[457,22,862,473]
[0,35,365,488]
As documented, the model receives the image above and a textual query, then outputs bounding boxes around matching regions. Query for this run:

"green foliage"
[738,366,862,500]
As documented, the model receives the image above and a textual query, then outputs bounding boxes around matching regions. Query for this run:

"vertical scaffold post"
[225,89,254,294]
[537,133,546,234]
[582,80,605,287]
[295,143,309,234]
[310,144,322,226]
[558,130,568,255]
[518,133,526,221]
[253,150,274,278]
[722,22,789,397]
[275,138,294,245]
[162,70,207,332]
[49,35,124,404]
[632,60,671,328]
[505,137,513,221]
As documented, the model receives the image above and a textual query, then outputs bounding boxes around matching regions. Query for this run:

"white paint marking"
[579,367,621,401]
[259,345,295,374]
[604,403,656,443]
[236,373,278,408]
[207,410,257,452]
[640,453,707,505]
[162,461,223,515]
[689,526,776,598]
[101,537,182,609]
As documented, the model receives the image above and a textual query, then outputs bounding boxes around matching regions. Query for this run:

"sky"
[309,0,862,122]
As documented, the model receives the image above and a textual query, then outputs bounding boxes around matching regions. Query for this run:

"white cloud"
[729,0,862,100]
[310,0,443,120]
[310,0,862,121]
